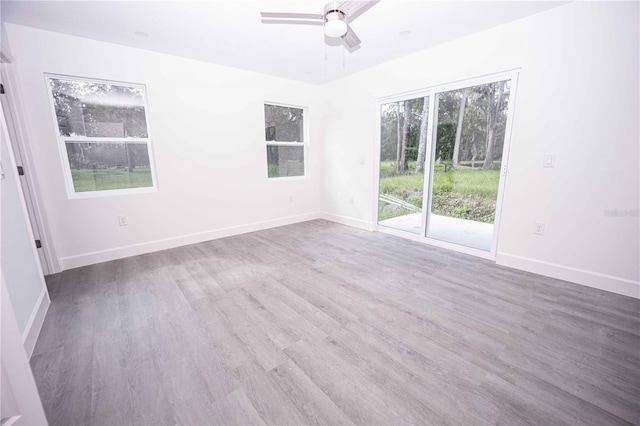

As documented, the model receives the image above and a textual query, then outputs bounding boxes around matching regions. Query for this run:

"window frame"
[44,73,158,199]
[263,101,309,181]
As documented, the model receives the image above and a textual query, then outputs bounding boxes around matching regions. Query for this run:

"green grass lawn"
[378,161,500,223]
[71,167,153,192]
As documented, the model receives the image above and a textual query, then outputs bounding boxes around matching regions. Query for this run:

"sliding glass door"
[377,96,429,234]
[377,74,516,255]
[426,79,511,251]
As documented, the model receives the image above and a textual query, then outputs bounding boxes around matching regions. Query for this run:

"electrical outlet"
[543,153,555,168]
[534,221,545,235]
[288,195,293,202]
[349,195,355,204]
[118,215,128,226]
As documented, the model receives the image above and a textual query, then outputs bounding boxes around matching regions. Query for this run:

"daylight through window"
[46,75,156,196]
[264,103,307,178]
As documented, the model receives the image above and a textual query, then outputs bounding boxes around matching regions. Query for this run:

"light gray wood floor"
[31,220,640,425]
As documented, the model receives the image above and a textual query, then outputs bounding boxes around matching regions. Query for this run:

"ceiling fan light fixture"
[260,0,375,50]
[324,11,347,38]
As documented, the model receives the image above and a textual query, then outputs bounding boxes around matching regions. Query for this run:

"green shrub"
[378,166,500,223]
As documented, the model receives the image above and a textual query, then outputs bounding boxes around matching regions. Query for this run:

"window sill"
[267,175,308,182]
[68,186,157,200]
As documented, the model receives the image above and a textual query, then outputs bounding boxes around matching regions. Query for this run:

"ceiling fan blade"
[337,0,380,21]
[260,12,324,20]
[342,25,361,49]
[261,19,323,26]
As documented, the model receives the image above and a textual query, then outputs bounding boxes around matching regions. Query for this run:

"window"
[46,75,156,196]
[264,103,307,178]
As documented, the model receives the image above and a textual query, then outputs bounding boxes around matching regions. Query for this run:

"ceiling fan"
[260,1,379,50]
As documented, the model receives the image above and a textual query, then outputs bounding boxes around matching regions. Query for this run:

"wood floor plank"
[215,292,289,371]
[248,283,328,344]
[481,369,633,426]
[269,359,355,425]
[323,325,496,425]
[284,339,420,425]
[497,346,640,423]
[260,279,344,334]
[90,329,134,426]
[183,245,228,299]
[32,220,640,425]
[235,361,309,425]
[237,288,298,350]
[209,388,266,426]
[192,297,252,369]
[29,349,64,422]
[92,280,121,334]
[46,340,93,426]
[120,324,176,425]
[145,310,219,405]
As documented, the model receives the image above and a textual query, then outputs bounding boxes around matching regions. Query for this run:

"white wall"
[5,23,324,270]
[320,1,639,297]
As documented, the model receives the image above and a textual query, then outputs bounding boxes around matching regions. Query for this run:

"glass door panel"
[377,96,429,234]
[426,80,511,251]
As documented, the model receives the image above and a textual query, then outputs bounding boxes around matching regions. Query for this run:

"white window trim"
[264,101,309,180]
[44,73,158,199]
[62,136,149,144]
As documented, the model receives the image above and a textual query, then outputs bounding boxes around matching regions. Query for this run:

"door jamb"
[0,62,58,274]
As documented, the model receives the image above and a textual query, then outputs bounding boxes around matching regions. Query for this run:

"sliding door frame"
[373,87,431,236]
[373,69,520,261]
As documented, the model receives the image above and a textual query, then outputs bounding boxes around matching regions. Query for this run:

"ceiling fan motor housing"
[324,1,348,37]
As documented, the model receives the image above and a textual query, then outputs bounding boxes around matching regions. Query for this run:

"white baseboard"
[497,253,640,299]
[22,289,50,358]
[305,212,640,299]
[57,210,639,300]
[319,213,639,299]
[319,212,375,231]
[60,212,322,270]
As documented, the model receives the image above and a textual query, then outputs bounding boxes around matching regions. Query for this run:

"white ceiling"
[0,0,569,85]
